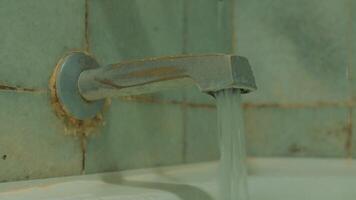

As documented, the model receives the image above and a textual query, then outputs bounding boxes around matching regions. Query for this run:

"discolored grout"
[118,95,356,110]
[345,109,353,158]
[345,0,354,159]
[79,133,87,174]
[80,0,91,173]
[84,0,90,53]
[243,101,356,109]
[0,83,46,94]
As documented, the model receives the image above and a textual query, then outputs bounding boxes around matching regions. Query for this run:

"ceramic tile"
[88,0,232,104]
[350,0,356,100]
[184,107,219,163]
[0,92,82,182]
[352,108,356,158]
[181,0,233,104]
[0,0,85,89]
[88,0,183,65]
[182,0,232,54]
[236,0,350,104]
[244,107,349,157]
[85,100,184,173]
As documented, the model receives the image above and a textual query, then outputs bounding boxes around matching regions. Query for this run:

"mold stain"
[288,143,305,155]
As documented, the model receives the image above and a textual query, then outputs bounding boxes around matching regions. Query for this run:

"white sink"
[1,158,355,200]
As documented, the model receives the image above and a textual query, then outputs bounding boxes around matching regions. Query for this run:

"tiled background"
[0,0,355,182]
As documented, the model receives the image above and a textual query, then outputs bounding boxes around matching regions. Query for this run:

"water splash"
[215,89,249,200]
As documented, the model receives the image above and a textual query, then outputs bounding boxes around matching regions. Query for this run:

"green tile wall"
[85,0,185,173]
[237,0,355,159]
[183,0,356,161]
[1,0,355,183]
[0,93,83,182]
[0,0,85,182]
[184,107,219,163]
[236,0,350,104]
[351,0,356,101]
[352,108,356,157]
[245,107,349,157]
[0,0,85,88]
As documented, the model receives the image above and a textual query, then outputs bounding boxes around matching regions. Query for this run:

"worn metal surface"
[55,53,256,119]
[78,54,256,101]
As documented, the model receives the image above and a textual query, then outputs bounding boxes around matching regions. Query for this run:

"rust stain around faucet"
[49,56,108,137]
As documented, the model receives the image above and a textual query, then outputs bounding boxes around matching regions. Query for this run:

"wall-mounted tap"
[52,52,256,120]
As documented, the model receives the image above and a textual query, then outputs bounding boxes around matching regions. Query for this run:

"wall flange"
[52,52,105,120]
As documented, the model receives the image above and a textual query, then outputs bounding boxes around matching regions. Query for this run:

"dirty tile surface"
[236,0,350,104]
[244,107,349,157]
[351,0,356,101]
[352,108,356,158]
[1,0,355,183]
[85,0,232,173]
[88,0,183,65]
[0,92,82,182]
[0,0,85,183]
[85,100,184,173]
[234,0,354,159]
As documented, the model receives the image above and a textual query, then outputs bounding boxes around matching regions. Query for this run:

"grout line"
[346,109,353,158]
[118,96,216,109]
[345,0,354,159]
[0,83,46,94]
[230,0,237,53]
[243,101,356,109]
[181,0,188,163]
[0,82,354,111]
[181,103,188,163]
[81,0,90,174]
[182,0,188,54]
[84,0,90,53]
[118,95,356,109]
[80,134,87,174]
